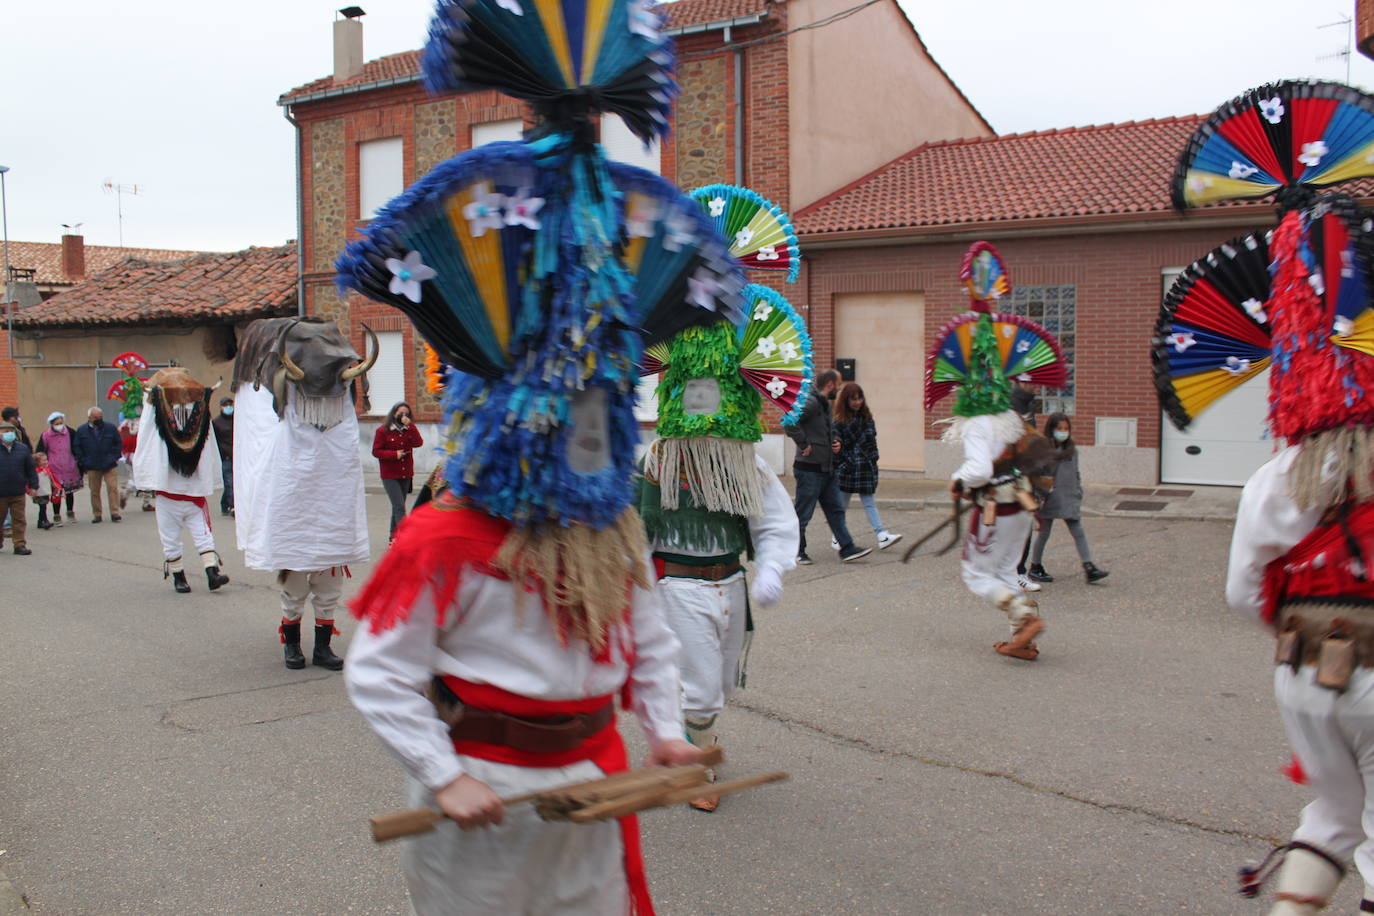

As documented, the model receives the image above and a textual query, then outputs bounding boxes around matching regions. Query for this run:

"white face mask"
[52,423,65,433]
[682,377,722,416]
[567,388,610,475]
[1053,429,1070,442]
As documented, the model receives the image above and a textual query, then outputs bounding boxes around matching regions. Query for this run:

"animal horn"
[209,378,223,392]
[279,333,306,381]
[341,323,379,381]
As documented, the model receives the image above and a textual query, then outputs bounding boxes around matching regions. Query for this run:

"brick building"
[276,0,991,461]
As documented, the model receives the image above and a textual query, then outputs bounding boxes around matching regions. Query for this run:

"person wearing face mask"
[372,402,424,542]
[1,407,31,449]
[72,406,124,523]
[1025,414,1108,585]
[212,397,235,516]
[784,368,870,565]
[0,420,37,554]
[36,412,81,525]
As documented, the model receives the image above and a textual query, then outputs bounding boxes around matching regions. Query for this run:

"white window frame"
[471,118,524,146]
[359,137,405,220]
[367,330,407,416]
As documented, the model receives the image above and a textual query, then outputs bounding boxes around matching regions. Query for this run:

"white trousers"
[1276,664,1374,896]
[154,494,217,563]
[657,573,748,723]
[401,755,627,916]
[960,509,1032,606]
[279,569,346,623]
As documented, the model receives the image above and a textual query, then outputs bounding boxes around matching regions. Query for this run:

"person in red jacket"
[372,402,423,542]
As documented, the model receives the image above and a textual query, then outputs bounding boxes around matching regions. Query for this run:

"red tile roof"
[5,240,207,287]
[11,243,298,329]
[794,115,1286,238]
[279,0,775,102]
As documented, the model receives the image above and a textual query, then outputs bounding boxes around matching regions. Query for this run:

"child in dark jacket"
[1027,414,1108,585]
[833,383,902,550]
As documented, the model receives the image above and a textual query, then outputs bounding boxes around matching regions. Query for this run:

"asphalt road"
[0,495,1357,914]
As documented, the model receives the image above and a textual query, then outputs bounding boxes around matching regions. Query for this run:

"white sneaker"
[877,531,903,550]
[830,537,839,551]
[1017,574,1041,593]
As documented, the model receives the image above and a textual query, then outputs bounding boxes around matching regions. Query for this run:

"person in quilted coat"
[833,383,902,551]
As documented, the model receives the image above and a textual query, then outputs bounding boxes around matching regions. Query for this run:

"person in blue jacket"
[0,420,38,554]
[71,406,123,523]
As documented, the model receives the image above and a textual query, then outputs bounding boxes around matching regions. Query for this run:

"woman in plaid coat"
[834,383,902,550]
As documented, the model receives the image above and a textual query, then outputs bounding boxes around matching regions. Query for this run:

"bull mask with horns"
[241,318,378,429]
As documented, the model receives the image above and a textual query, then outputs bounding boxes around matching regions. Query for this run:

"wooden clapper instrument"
[370,747,787,842]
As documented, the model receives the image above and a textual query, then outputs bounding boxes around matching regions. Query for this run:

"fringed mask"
[147,368,218,477]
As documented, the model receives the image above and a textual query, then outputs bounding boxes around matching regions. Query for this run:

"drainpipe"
[282,105,307,318]
[733,47,745,184]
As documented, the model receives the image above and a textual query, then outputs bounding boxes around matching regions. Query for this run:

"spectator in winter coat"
[72,407,123,523]
[1026,413,1108,585]
[36,412,81,523]
[783,369,869,565]
[212,397,235,516]
[372,402,424,540]
[834,383,903,551]
[0,420,38,554]
[2,407,31,449]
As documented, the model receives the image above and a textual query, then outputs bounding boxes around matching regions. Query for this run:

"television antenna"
[1318,15,1352,84]
[101,179,142,247]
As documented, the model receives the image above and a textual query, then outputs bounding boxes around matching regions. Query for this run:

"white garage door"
[1160,367,1275,486]
[834,291,924,470]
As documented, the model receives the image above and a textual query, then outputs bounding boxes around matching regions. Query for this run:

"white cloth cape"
[232,384,369,571]
[130,400,222,497]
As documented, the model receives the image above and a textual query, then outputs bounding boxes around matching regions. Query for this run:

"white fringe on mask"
[295,393,350,431]
[648,437,763,517]
[938,409,1026,446]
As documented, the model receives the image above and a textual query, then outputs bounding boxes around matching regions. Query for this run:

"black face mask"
[92,419,104,427]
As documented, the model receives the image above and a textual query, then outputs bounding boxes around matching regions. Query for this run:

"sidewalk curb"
[0,869,30,913]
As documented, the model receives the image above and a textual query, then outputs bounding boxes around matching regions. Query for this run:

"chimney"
[333,8,366,83]
[61,233,85,282]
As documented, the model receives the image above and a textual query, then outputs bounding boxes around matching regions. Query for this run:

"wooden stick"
[567,771,790,822]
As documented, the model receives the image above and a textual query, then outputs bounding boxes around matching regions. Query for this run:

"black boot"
[172,571,192,594]
[1084,562,1109,583]
[313,623,345,671]
[280,621,306,670]
[1027,563,1054,583]
[206,567,229,590]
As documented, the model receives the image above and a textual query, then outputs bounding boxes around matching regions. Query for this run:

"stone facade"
[309,118,347,273]
[414,99,457,177]
[674,56,730,188]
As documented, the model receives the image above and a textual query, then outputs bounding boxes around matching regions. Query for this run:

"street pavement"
[1,493,1358,914]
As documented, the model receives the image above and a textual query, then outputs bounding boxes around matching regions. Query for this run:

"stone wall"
[309,118,347,273]
[674,56,730,188]
[414,99,457,177]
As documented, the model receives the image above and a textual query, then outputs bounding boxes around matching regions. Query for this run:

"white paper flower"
[626,199,656,238]
[1228,161,1259,180]
[1259,96,1285,125]
[708,196,727,218]
[504,188,544,230]
[628,0,660,40]
[1241,297,1268,323]
[385,251,437,304]
[664,213,695,252]
[686,269,719,312]
[756,245,779,261]
[779,341,799,362]
[1310,271,1326,297]
[755,335,778,358]
[1335,315,1355,336]
[463,185,506,237]
[1187,175,1214,194]
[734,227,754,248]
[496,0,523,14]
[1224,356,1252,377]
[1168,331,1196,352]
[1298,140,1329,168]
[1341,249,1355,278]
[765,376,787,399]
[752,301,774,321]
[1015,339,1031,353]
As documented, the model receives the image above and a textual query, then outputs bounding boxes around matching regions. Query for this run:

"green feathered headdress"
[951,313,1012,417]
[655,322,764,442]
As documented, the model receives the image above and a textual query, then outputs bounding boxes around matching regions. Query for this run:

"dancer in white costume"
[131,368,229,594]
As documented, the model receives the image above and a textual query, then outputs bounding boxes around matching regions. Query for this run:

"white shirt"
[950,411,1023,489]
[130,400,222,497]
[345,566,684,792]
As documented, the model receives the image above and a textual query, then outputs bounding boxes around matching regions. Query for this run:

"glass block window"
[1003,284,1075,416]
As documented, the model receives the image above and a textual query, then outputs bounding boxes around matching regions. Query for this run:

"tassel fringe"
[647,437,762,517]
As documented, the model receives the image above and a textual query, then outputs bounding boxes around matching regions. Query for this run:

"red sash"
[442,677,654,916]
[156,490,211,530]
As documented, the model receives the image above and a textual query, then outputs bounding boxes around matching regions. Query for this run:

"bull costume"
[926,243,1067,661]
[636,283,807,810]
[232,317,375,671]
[1159,81,1374,913]
[334,0,746,909]
[130,368,229,593]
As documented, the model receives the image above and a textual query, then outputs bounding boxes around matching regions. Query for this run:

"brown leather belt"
[1277,599,1374,668]
[662,560,743,581]
[449,703,615,753]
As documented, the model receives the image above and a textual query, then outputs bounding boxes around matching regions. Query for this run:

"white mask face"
[567,388,610,475]
[682,377,721,416]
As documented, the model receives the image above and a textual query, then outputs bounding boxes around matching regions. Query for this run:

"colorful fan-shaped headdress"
[926,243,1068,417]
[336,0,742,532]
[690,185,802,281]
[108,351,150,421]
[1168,80,1374,452]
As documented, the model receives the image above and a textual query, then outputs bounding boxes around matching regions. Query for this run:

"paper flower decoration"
[1298,141,1329,168]
[1259,96,1285,124]
[463,185,506,237]
[1242,298,1267,322]
[504,189,544,230]
[386,251,437,303]
[1168,331,1197,352]
[1229,161,1259,180]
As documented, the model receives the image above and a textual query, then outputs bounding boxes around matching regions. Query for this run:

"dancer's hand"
[435,774,505,829]
[750,565,783,606]
[648,737,703,767]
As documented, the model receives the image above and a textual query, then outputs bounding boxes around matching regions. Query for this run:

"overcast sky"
[4,0,1373,254]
